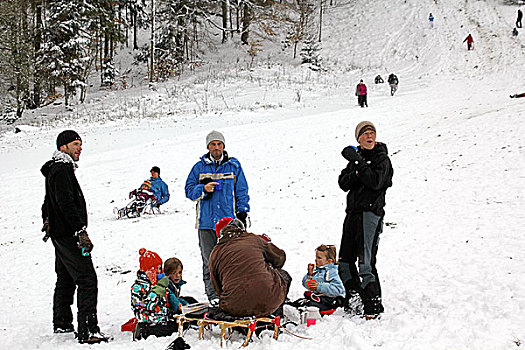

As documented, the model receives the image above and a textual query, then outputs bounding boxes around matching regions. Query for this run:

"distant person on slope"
[510,92,525,98]
[387,73,398,96]
[146,166,170,207]
[355,80,368,108]
[429,13,434,29]
[463,34,474,50]
[374,75,384,84]
[517,9,523,28]
[512,28,518,36]
[338,121,393,320]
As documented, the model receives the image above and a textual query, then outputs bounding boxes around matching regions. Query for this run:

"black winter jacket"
[41,152,87,238]
[339,142,393,217]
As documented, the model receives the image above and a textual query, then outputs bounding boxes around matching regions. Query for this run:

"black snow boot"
[77,314,109,344]
[362,282,383,319]
[166,336,191,350]
[53,320,74,334]
[343,280,364,315]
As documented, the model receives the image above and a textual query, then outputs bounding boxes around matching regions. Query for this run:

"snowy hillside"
[1,0,525,349]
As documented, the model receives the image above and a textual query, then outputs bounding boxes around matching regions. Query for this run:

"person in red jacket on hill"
[355,80,368,108]
[463,34,474,50]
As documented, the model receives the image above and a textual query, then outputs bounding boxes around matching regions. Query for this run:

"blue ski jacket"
[167,279,189,313]
[302,263,346,298]
[185,152,250,230]
[149,177,170,205]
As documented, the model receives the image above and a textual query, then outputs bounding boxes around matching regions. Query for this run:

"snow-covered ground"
[1,0,525,349]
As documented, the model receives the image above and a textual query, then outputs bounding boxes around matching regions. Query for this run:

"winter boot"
[362,282,383,320]
[53,323,74,334]
[346,290,364,315]
[77,314,110,344]
[343,280,364,315]
[166,336,191,350]
[133,322,147,341]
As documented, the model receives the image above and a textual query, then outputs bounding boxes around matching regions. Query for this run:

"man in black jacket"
[41,130,108,344]
[338,121,393,319]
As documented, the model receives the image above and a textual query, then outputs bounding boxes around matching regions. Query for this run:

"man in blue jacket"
[148,166,170,207]
[185,130,250,304]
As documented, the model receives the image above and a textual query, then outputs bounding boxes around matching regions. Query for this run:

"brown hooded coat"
[209,226,287,317]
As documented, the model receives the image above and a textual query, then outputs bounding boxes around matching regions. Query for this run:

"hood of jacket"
[41,150,77,177]
[217,225,245,245]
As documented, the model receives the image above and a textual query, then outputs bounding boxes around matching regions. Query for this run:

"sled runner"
[114,197,160,219]
[174,313,281,347]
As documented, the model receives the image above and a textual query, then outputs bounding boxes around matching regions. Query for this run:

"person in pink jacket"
[355,80,368,108]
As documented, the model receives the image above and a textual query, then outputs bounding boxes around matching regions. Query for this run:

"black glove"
[236,212,248,227]
[341,146,362,162]
[129,189,136,199]
[76,228,94,254]
[41,218,51,242]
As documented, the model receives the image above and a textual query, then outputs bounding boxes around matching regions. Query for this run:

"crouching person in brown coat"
[208,217,291,318]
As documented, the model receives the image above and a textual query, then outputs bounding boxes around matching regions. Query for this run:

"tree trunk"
[318,0,323,42]
[222,0,229,43]
[241,2,250,44]
[132,9,138,50]
[32,0,42,108]
[149,0,155,82]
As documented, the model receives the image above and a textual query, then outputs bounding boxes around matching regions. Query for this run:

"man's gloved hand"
[42,219,50,242]
[129,189,136,199]
[341,146,362,162]
[236,212,248,227]
[41,219,50,233]
[76,228,94,254]
[152,200,161,208]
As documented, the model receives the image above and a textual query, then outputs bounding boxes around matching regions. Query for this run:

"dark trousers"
[304,295,340,312]
[357,95,368,107]
[467,42,472,50]
[338,211,383,298]
[517,19,522,28]
[51,236,98,329]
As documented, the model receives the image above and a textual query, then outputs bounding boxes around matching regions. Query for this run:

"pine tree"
[300,36,323,71]
[0,0,34,118]
[41,0,93,105]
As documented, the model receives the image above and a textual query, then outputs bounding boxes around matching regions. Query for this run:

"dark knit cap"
[355,121,376,141]
[56,130,82,149]
[150,166,160,174]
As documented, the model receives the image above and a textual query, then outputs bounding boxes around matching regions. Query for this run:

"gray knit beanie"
[355,121,376,141]
[206,130,225,147]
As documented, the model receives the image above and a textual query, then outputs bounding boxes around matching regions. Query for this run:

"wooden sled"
[174,314,281,347]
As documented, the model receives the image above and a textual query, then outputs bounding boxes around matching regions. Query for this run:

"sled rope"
[281,326,313,340]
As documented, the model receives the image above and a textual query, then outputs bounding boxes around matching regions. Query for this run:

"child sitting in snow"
[115,181,158,219]
[130,248,177,340]
[129,180,157,202]
[163,257,198,314]
[290,244,345,311]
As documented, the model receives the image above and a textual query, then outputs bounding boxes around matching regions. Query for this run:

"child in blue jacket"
[293,245,345,311]
[164,257,198,313]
